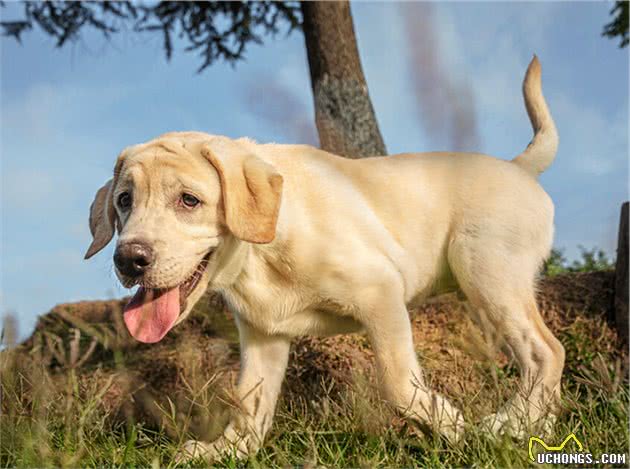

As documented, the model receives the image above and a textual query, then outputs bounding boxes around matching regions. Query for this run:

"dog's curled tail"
[512,55,558,177]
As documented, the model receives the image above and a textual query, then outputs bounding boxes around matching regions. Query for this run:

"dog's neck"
[205,234,251,288]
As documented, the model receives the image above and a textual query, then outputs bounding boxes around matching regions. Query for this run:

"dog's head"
[85,132,283,343]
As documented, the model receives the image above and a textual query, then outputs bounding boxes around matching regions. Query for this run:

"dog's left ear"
[200,138,283,244]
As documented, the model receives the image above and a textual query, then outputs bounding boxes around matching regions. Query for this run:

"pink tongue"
[123,287,180,343]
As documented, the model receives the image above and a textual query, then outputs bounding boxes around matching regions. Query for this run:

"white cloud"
[552,93,628,176]
[3,81,133,141]
[2,169,56,209]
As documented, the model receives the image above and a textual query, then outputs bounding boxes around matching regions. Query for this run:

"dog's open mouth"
[123,252,211,343]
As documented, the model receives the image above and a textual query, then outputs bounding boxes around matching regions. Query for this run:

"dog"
[85,56,564,461]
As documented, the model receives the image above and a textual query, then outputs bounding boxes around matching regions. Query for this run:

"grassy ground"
[1,271,628,467]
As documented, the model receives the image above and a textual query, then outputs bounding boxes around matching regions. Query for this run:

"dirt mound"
[2,270,624,439]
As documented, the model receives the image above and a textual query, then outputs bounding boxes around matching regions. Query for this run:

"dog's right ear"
[84,151,128,259]
[84,179,116,259]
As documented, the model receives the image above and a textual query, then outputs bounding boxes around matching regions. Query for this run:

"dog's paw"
[174,439,215,465]
[481,411,521,439]
[439,410,465,444]
[481,411,556,441]
[429,398,466,443]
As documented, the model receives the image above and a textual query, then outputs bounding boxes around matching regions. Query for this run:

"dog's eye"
[118,192,132,210]
[181,193,200,208]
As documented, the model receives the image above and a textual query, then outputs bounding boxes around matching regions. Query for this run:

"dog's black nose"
[114,242,154,277]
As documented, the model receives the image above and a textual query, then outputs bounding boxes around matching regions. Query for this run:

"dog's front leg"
[176,319,290,463]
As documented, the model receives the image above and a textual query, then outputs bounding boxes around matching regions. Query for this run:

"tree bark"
[301,1,387,158]
[614,201,629,344]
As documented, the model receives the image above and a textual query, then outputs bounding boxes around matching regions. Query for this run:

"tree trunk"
[301,1,387,158]
[614,201,628,344]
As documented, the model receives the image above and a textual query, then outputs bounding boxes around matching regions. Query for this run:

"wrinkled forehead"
[117,140,221,198]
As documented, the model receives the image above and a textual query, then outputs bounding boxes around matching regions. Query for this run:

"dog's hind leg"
[359,276,465,441]
[449,238,565,438]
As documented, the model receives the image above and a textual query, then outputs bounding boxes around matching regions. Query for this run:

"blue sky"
[1,2,628,339]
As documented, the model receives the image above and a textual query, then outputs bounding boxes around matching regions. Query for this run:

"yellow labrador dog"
[85,57,564,461]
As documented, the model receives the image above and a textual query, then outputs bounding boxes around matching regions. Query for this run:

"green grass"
[1,314,628,468]
[544,247,614,277]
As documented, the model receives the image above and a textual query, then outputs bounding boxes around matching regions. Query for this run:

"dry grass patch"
[1,271,627,467]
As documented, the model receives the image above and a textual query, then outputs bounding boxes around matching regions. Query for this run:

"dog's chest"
[221,285,362,337]
[219,261,362,337]
[217,243,365,337]
[217,249,310,335]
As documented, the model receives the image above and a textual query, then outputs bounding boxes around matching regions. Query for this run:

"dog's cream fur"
[86,57,565,460]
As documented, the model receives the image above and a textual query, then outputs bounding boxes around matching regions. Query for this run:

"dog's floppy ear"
[200,138,283,244]
[84,151,128,259]
[84,179,116,259]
